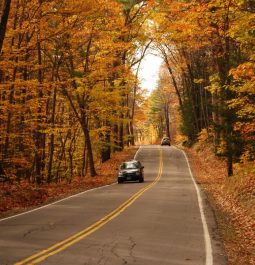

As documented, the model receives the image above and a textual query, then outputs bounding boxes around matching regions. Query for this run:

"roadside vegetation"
[0,0,152,184]
[0,146,138,218]
[187,137,255,265]
[1,0,253,183]
[0,1,254,264]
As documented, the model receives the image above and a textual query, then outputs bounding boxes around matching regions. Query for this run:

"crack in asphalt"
[109,237,137,265]
[97,242,109,265]
[110,242,128,265]
[128,236,137,263]
[82,243,101,265]
[23,223,56,238]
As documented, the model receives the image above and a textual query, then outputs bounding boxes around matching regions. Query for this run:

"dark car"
[161,137,171,146]
[118,160,144,184]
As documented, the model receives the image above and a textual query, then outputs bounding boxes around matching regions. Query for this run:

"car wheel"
[118,179,123,184]
[139,177,144,183]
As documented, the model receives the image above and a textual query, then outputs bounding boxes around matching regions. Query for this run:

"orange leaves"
[229,62,255,141]
[230,62,255,81]
[188,145,255,265]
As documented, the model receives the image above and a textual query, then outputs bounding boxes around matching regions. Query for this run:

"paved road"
[0,145,226,265]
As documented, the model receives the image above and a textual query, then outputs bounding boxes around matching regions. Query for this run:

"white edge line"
[134,145,141,160]
[175,146,213,265]
[0,183,116,222]
[0,146,142,223]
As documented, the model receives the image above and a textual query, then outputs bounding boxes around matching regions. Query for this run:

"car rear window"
[121,162,138,169]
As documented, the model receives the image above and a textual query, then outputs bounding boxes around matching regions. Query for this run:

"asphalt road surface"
[0,145,226,265]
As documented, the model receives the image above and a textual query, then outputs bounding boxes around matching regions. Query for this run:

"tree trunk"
[130,120,135,146]
[67,130,77,183]
[82,117,97,177]
[0,163,5,178]
[34,38,45,184]
[0,0,12,53]
[56,132,69,182]
[227,151,233,176]
[165,62,183,109]
[119,117,124,151]
[185,63,200,134]
[101,130,111,163]
[47,86,57,183]
[164,104,171,139]
[4,0,20,156]
[81,138,87,177]
[113,123,119,152]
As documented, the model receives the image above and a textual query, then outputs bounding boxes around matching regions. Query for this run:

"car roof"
[122,160,139,163]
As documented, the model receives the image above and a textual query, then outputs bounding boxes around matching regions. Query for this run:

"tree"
[0,0,11,53]
[151,0,255,175]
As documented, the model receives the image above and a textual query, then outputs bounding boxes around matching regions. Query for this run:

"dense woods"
[0,0,254,184]
[0,0,153,183]
[146,0,255,176]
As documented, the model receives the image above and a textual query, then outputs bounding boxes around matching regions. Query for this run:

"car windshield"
[121,162,139,169]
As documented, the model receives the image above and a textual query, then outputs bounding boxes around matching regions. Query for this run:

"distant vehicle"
[161,137,171,146]
[117,160,144,184]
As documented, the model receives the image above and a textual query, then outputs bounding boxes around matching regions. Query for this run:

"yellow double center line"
[16,148,163,265]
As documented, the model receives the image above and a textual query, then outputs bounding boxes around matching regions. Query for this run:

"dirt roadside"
[0,146,139,219]
[186,144,255,265]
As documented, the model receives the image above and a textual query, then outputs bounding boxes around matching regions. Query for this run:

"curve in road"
[0,145,226,265]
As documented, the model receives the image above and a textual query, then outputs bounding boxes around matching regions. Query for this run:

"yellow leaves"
[230,62,255,80]
[228,62,255,138]
[234,120,255,140]
[205,74,221,94]
[229,12,255,50]
[38,127,68,135]
[216,138,227,156]
[193,78,204,84]
[238,104,255,118]
[175,134,188,145]
[87,84,123,119]
[198,128,210,143]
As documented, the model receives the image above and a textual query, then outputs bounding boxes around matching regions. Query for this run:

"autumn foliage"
[0,0,153,183]
[144,0,255,176]
[0,1,254,262]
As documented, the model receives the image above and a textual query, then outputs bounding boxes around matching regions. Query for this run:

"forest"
[0,1,254,264]
[0,0,254,183]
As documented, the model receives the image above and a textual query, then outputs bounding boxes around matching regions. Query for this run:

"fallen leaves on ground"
[0,147,138,218]
[186,143,255,265]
